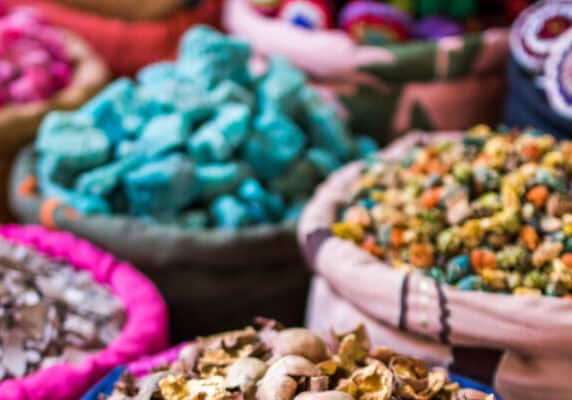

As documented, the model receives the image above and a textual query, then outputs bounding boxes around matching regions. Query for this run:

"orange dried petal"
[519,225,539,250]
[526,186,549,208]
[420,187,442,208]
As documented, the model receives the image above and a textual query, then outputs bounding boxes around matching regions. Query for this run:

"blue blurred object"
[504,56,572,139]
[81,366,125,400]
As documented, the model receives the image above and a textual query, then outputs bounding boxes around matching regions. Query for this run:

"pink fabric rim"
[0,224,169,400]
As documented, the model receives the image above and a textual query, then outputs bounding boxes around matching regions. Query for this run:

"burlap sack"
[0,30,109,223]
[0,225,168,400]
[6,0,223,76]
[298,132,572,400]
[224,0,509,143]
[9,147,310,342]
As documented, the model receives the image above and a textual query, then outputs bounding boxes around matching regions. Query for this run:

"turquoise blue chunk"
[124,154,196,218]
[188,103,251,162]
[210,195,250,229]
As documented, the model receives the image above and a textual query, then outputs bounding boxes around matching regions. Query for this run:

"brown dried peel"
[105,321,494,400]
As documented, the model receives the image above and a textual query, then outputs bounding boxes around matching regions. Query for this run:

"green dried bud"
[496,245,530,271]
[437,228,462,256]
[523,270,549,290]
[453,161,472,184]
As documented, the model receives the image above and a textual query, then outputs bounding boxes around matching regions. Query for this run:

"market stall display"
[84,320,497,400]
[225,0,510,143]
[0,4,109,222]
[4,0,222,76]
[9,26,375,340]
[0,225,168,400]
[299,126,572,400]
[504,0,572,137]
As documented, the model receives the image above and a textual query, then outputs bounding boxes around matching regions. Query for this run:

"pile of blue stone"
[34,26,375,229]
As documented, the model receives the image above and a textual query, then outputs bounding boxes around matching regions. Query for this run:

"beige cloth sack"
[299,132,572,400]
[0,30,109,222]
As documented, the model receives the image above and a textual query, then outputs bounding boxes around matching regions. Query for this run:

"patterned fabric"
[504,56,572,139]
[224,0,509,142]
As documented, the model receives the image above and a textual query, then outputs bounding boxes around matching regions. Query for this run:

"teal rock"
[457,275,485,291]
[258,57,305,116]
[36,112,110,170]
[304,100,353,160]
[140,113,192,157]
[195,162,251,201]
[75,155,144,197]
[446,254,471,284]
[189,103,251,162]
[307,148,341,176]
[245,110,306,179]
[210,195,250,229]
[238,179,285,221]
[135,80,213,123]
[37,156,109,214]
[208,80,254,109]
[80,78,135,143]
[137,62,177,84]
[124,154,196,218]
[178,26,251,89]
[179,210,209,230]
[33,26,368,229]
[355,136,378,157]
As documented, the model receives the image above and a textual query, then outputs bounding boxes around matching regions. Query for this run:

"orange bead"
[519,225,539,250]
[409,164,424,175]
[471,249,497,274]
[561,253,572,269]
[522,143,541,161]
[362,236,383,257]
[409,243,434,269]
[426,159,448,175]
[526,186,549,208]
[420,187,442,208]
[390,228,405,247]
